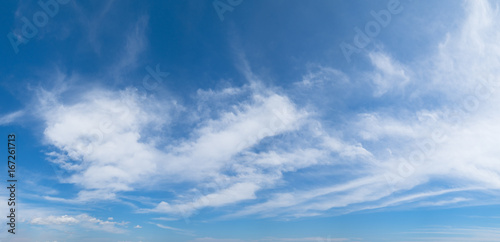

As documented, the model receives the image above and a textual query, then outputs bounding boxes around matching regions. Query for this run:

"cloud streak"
[30,214,128,233]
[30,0,500,223]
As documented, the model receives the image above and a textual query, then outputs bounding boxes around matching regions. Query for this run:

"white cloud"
[419,197,470,207]
[0,110,24,125]
[149,182,259,215]
[354,113,421,141]
[31,215,79,225]
[30,214,128,233]
[39,82,349,216]
[188,237,350,242]
[160,93,307,180]
[41,88,170,201]
[38,73,374,220]
[34,0,500,222]
[400,226,500,241]
[149,222,193,235]
[229,176,384,218]
[417,0,500,100]
[299,66,349,87]
[368,51,410,97]
[225,0,500,219]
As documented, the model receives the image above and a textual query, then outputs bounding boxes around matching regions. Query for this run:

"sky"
[1,0,500,241]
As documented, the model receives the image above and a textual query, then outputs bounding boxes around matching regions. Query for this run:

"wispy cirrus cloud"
[27,0,500,224]
[0,110,24,125]
[368,51,410,97]
[37,81,367,215]
[150,222,193,235]
[220,0,500,219]
[400,226,500,241]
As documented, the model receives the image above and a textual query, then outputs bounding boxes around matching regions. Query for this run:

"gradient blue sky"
[1,0,500,241]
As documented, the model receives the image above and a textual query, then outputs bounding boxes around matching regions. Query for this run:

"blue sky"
[1,0,500,241]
